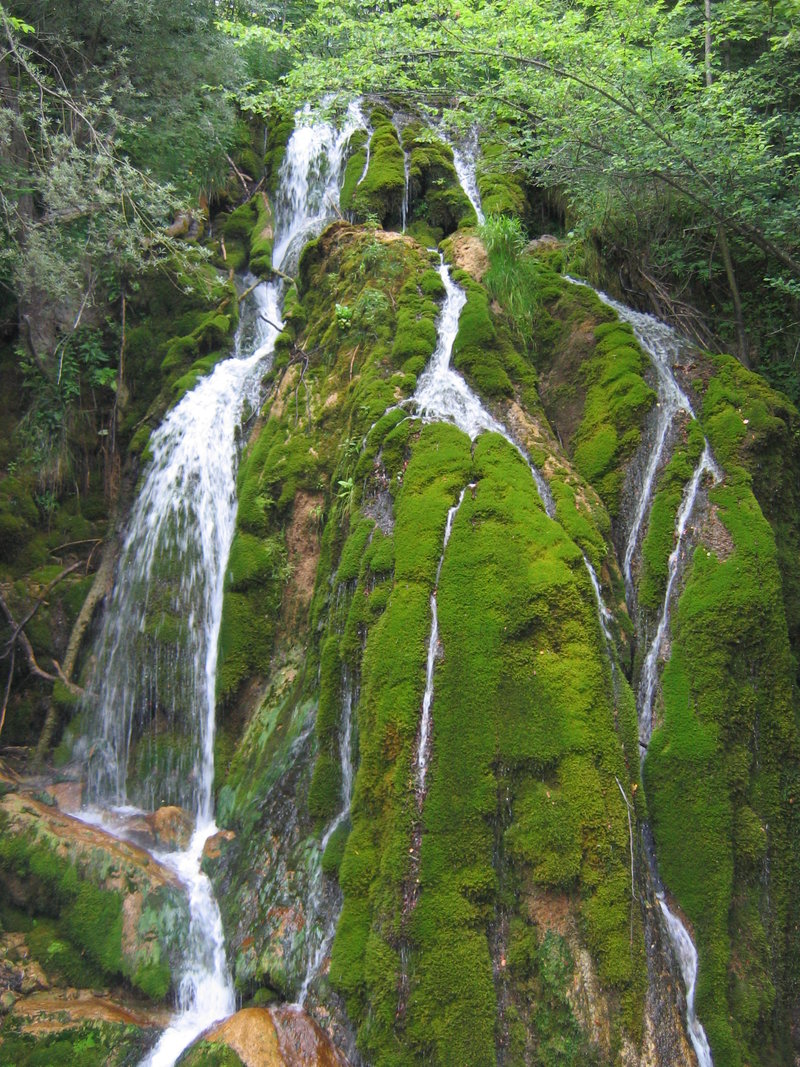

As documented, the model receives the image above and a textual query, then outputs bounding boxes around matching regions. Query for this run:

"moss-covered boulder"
[342,111,405,229]
[0,790,189,1001]
[402,123,476,240]
[0,991,162,1067]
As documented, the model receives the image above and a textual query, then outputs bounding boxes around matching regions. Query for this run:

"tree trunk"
[34,535,118,762]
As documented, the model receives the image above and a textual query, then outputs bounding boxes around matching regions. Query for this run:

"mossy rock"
[349,117,406,229]
[402,122,476,235]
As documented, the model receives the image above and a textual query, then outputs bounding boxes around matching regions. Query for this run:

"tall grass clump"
[480,215,542,352]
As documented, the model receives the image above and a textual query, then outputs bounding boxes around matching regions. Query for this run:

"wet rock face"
[0,989,164,1066]
[178,1005,350,1066]
[0,789,189,1001]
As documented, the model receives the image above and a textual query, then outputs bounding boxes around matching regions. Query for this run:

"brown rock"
[196,1005,349,1067]
[524,234,560,253]
[271,1004,350,1066]
[444,231,489,281]
[10,989,170,1035]
[44,781,83,812]
[203,829,236,862]
[146,805,194,850]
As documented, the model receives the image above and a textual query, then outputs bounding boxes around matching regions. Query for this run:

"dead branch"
[50,538,102,555]
[0,644,14,741]
[349,344,360,381]
[225,152,252,193]
[52,659,82,696]
[238,278,264,303]
[35,535,117,761]
[326,194,344,221]
[0,590,57,684]
[1,561,83,657]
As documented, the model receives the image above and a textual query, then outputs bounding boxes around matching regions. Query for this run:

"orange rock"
[146,805,193,850]
[202,828,236,861]
[190,1005,349,1066]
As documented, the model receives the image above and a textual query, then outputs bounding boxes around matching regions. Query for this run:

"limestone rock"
[178,1005,349,1067]
[146,805,194,850]
[0,791,189,1000]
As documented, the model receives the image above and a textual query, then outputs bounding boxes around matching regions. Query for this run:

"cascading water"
[393,117,411,232]
[96,280,280,1067]
[567,278,718,1066]
[271,101,362,273]
[79,109,362,1066]
[568,280,696,599]
[449,128,486,226]
[658,897,714,1067]
[85,284,280,813]
[413,258,616,647]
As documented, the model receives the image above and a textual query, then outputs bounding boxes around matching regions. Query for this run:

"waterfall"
[85,282,280,814]
[658,897,714,1067]
[394,118,411,232]
[79,108,359,1067]
[271,101,361,272]
[416,484,474,798]
[566,277,718,1065]
[448,128,486,225]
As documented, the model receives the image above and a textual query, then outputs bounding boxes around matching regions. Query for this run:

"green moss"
[402,123,476,235]
[222,199,258,242]
[216,590,274,700]
[0,819,181,1000]
[638,420,705,610]
[176,1040,244,1066]
[321,819,350,878]
[391,277,439,368]
[349,117,406,229]
[0,1023,156,1067]
[702,352,800,668]
[568,313,656,515]
[264,114,294,193]
[477,140,530,219]
[248,193,275,277]
[330,423,643,1063]
[450,273,513,398]
[26,917,105,988]
[645,474,797,1065]
[340,129,369,215]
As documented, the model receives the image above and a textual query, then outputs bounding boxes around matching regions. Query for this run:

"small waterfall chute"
[448,128,485,225]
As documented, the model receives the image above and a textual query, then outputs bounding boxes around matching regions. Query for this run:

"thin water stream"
[297,667,357,1005]
[566,278,719,1065]
[416,484,474,797]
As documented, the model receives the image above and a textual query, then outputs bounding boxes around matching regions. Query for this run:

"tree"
[225,0,800,386]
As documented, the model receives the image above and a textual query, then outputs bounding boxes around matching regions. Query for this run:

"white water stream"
[392,116,411,232]
[416,484,474,797]
[658,896,714,1067]
[449,128,486,226]
[566,278,718,1065]
[638,444,721,751]
[80,109,361,1066]
[297,667,357,1005]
